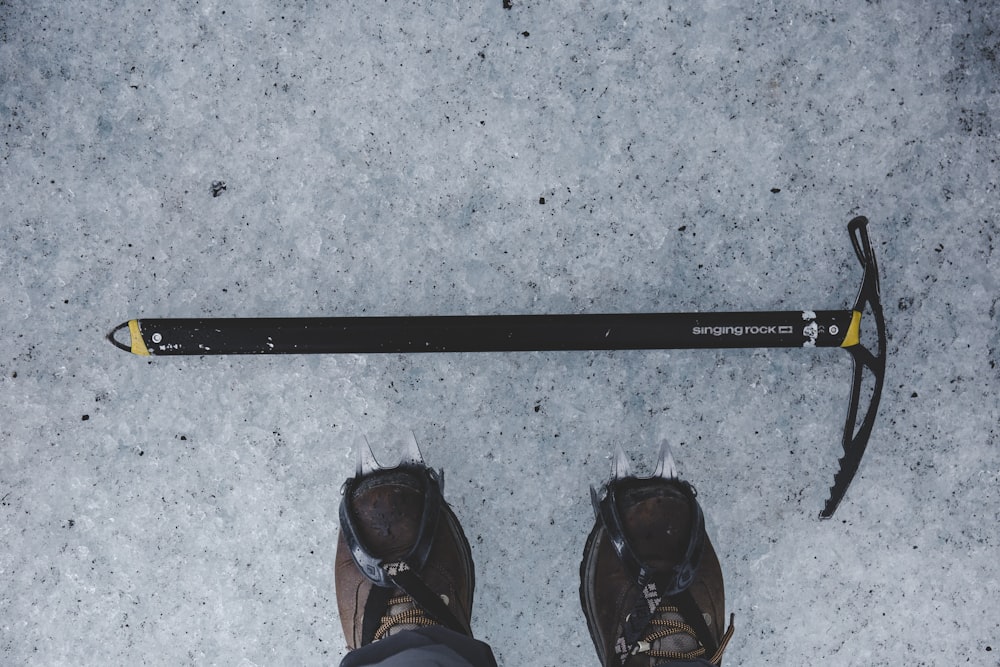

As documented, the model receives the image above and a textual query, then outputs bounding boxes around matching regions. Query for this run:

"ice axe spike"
[110,217,886,517]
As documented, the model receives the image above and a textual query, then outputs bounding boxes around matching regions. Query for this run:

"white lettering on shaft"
[691,325,784,336]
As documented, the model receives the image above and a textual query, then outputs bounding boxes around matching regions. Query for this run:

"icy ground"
[2,1,998,664]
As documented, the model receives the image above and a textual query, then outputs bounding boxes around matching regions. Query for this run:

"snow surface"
[2,1,998,664]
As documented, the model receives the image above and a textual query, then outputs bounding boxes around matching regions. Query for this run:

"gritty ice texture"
[2,1,999,665]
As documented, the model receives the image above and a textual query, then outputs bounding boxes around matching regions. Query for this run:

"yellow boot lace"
[373,593,446,641]
[633,604,735,665]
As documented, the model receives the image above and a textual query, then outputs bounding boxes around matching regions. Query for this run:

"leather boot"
[580,475,734,666]
[335,464,475,650]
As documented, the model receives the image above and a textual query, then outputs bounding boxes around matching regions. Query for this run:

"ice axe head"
[821,217,887,518]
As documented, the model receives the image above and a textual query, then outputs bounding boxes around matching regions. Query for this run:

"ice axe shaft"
[108,309,860,356]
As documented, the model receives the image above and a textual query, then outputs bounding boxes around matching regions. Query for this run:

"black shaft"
[120,310,858,356]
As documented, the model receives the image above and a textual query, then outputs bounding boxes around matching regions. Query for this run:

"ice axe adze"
[109,216,886,518]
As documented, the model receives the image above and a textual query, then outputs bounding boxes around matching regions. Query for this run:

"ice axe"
[110,217,886,517]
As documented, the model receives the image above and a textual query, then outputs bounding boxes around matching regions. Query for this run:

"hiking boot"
[335,457,476,650]
[580,446,734,666]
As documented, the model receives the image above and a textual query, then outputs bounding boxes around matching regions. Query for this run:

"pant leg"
[339,627,499,667]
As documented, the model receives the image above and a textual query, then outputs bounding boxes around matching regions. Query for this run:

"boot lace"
[632,604,735,666]
[373,593,445,641]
